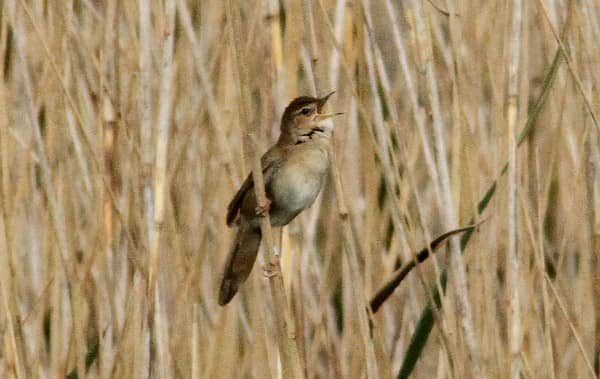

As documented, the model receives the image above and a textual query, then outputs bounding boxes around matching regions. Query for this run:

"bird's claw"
[262,262,280,278]
[255,199,272,217]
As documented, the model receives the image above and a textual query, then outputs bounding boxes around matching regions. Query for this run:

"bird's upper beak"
[316,91,343,120]
[317,91,336,112]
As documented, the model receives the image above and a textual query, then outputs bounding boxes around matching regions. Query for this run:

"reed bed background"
[0,0,598,378]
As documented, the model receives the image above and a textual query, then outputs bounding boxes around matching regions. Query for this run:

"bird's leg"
[262,262,281,278]
[255,198,272,217]
[263,249,281,278]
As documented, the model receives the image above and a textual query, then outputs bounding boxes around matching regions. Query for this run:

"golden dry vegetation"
[0,0,598,378]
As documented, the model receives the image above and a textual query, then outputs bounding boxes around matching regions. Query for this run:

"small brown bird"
[218,92,340,305]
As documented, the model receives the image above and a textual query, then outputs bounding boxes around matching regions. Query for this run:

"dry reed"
[0,1,597,378]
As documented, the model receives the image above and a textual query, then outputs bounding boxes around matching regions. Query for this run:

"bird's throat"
[296,127,327,144]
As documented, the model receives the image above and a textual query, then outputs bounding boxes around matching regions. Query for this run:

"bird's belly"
[269,162,326,226]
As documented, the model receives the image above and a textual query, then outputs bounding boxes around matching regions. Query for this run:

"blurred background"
[0,0,598,378]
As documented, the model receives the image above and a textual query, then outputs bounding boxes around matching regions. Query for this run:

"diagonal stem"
[394,41,565,379]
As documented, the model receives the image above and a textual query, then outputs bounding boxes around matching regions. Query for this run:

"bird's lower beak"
[313,112,343,133]
[315,112,344,120]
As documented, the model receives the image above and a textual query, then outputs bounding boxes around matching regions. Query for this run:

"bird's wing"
[226,148,280,226]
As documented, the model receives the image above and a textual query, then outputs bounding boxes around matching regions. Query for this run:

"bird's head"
[279,91,342,144]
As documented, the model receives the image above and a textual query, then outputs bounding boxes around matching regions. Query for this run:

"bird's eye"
[300,107,312,115]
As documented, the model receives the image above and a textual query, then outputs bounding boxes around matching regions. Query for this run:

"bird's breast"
[269,145,329,226]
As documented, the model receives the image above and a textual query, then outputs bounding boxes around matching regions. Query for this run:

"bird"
[218,92,341,306]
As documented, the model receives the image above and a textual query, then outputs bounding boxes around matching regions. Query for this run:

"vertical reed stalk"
[226,1,304,378]
[506,1,522,378]
[411,0,483,376]
[148,0,176,300]
[306,1,380,377]
[139,0,154,256]
[0,11,25,377]
[146,2,176,377]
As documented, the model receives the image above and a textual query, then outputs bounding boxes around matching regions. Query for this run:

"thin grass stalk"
[72,280,87,379]
[301,0,319,96]
[191,304,200,379]
[225,1,304,377]
[154,291,173,378]
[16,0,105,179]
[397,171,460,379]
[133,275,150,379]
[146,1,176,377]
[523,153,555,379]
[329,152,380,379]
[0,217,24,379]
[248,276,276,379]
[394,41,565,379]
[584,95,600,375]
[99,3,121,366]
[270,0,286,115]
[361,0,419,293]
[148,0,175,304]
[0,14,26,377]
[312,0,397,166]
[366,21,464,376]
[307,2,380,377]
[545,273,599,378]
[63,41,93,196]
[139,0,154,254]
[104,269,138,378]
[307,2,464,376]
[370,225,478,312]
[410,0,483,376]
[10,0,73,281]
[101,0,119,261]
[314,2,458,373]
[51,268,65,378]
[535,0,599,134]
[442,4,471,375]
[506,1,523,378]
[175,0,240,187]
[9,10,81,374]
[383,0,442,207]
[327,0,346,91]
[360,9,457,358]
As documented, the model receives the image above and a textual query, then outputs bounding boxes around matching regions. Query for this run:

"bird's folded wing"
[226,151,279,226]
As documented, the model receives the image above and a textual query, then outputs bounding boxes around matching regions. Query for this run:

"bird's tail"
[218,224,262,305]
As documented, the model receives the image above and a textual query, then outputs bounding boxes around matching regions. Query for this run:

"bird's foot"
[262,262,280,278]
[255,199,272,217]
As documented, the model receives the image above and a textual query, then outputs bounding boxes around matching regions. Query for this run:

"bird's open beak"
[317,91,336,111]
